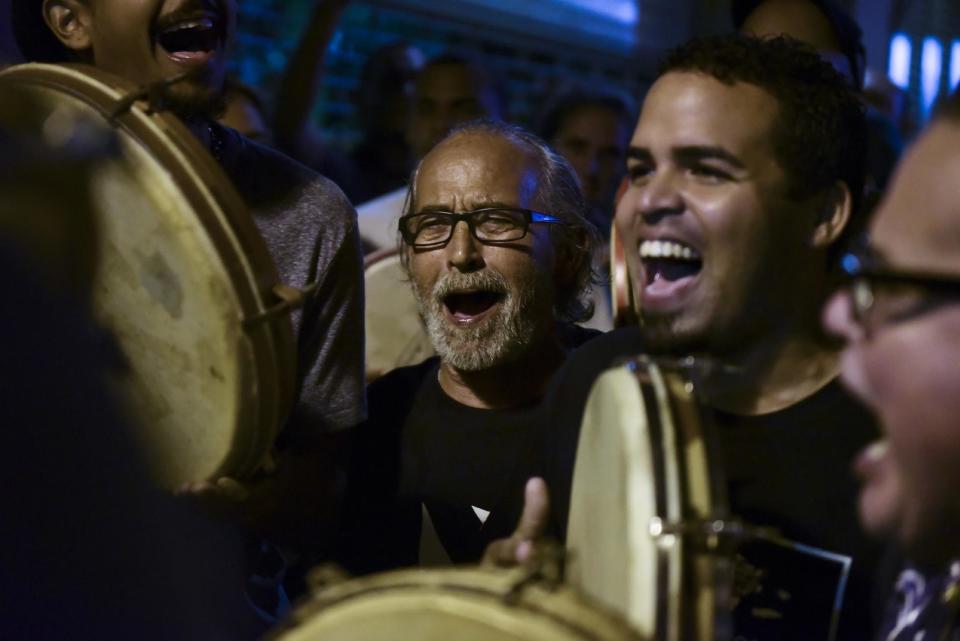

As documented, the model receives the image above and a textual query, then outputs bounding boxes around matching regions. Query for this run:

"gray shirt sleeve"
[224,130,366,437]
[289,182,367,435]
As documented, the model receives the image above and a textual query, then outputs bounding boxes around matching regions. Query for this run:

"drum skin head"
[268,567,647,641]
[0,64,296,487]
[567,359,726,641]
[568,366,661,636]
[364,250,434,377]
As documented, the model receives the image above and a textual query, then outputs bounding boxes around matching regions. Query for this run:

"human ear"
[43,0,94,55]
[811,181,853,249]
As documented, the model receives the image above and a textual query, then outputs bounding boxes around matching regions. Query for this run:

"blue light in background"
[554,0,639,25]
[952,40,960,91]
[921,37,943,117]
[888,32,911,89]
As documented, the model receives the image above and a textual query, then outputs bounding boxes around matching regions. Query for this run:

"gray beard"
[413,268,550,372]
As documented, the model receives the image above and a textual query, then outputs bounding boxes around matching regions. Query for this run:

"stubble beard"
[413,268,553,372]
[167,73,228,121]
[638,310,709,357]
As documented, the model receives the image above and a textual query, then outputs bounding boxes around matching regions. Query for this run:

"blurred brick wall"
[231,0,648,150]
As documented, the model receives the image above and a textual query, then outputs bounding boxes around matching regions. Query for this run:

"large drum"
[268,565,646,641]
[0,64,297,488]
[566,356,733,641]
[364,248,434,379]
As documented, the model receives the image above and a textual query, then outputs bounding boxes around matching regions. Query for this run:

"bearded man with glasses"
[824,89,960,641]
[335,120,600,575]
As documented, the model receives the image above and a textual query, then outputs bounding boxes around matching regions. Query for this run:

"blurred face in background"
[739,0,855,84]
[823,118,960,568]
[407,61,502,160]
[551,103,630,229]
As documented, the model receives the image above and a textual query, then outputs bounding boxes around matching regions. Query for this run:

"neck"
[183,117,225,163]
[704,315,839,416]
[437,336,566,409]
[184,116,210,141]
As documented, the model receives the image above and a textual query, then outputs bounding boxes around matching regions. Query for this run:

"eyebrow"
[626,145,745,169]
[415,200,517,214]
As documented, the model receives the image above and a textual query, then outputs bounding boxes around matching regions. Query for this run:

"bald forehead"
[415,132,541,208]
[872,120,960,272]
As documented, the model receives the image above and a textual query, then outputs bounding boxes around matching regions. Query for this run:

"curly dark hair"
[659,34,867,224]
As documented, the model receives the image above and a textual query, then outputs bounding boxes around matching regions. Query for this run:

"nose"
[445,221,484,272]
[638,170,684,223]
[823,287,864,344]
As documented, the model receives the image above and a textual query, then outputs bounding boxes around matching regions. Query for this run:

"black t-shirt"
[339,340,592,575]
[541,326,888,641]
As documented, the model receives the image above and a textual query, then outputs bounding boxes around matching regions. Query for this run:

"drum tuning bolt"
[649,517,781,554]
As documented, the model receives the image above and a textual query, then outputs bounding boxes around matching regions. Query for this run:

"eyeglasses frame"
[398,207,567,249]
[839,250,960,331]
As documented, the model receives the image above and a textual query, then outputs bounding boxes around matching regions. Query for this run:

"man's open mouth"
[638,239,703,309]
[442,290,504,325]
[640,239,703,283]
[154,10,223,62]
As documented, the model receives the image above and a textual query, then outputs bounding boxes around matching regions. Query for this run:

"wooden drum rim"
[0,63,296,479]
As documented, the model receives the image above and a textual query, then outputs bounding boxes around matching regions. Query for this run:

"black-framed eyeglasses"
[839,250,960,332]
[398,207,566,248]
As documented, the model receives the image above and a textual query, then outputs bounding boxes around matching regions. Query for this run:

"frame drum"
[267,566,647,641]
[566,357,732,641]
[0,64,296,487]
[609,221,638,328]
[364,248,434,378]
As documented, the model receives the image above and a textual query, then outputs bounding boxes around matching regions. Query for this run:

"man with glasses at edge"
[336,120,600,575]
[824,89,960,641]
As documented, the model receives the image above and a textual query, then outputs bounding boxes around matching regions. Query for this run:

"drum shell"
[268,566,648,641]
[0,63,297,487]
[364,248,434,379]
[566,358,731,641]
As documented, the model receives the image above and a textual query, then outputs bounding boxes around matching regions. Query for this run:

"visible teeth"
[639,240,700,261]
[863,440,889,462]
[165,18,214,33]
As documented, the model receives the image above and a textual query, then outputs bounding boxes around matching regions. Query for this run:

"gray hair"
[399,119,601,324]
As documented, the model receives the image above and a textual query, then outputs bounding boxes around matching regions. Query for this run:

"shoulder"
[558,323,604,351]
[542,326,646,442]
[543,326,646,443]
[220,126,356,227]
[367,358,440,418]
[558,326,645,385]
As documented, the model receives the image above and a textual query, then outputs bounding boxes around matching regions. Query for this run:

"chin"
[857,485,901,541]
[897,505,960,568]
[639,312,709,355]
[167,80,226,119]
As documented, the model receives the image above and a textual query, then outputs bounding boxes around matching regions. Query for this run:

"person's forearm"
[273,0,350,155]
